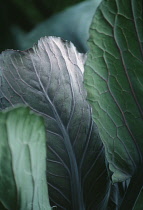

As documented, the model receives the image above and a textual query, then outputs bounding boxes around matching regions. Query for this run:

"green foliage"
[0,0,86,52]
[14,0,102,53]
[84,0,143,183]
[134,188,143,210]
[0,106,51,210]
[0,0,143,209]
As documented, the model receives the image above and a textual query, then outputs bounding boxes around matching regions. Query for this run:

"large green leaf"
[0,106,51,210]
[14,0,102,53]
[0,37,110,209]
[84,0,143,183]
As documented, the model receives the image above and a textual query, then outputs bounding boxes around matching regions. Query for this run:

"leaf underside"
[0,37,110,209]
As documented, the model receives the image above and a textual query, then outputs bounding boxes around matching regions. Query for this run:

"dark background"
[0,0,86,52]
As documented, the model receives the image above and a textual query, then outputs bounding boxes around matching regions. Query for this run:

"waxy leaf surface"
[0,37,110,209]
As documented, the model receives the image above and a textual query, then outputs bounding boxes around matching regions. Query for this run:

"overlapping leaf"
[14,0,102,53]
[84,0,143,183]
[0,107,51,210]
[0,37,110,209]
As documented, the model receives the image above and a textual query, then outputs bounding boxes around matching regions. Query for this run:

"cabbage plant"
[0,0,142,209]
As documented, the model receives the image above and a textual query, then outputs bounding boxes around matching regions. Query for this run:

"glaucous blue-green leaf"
[0,106,51,210]
[13,0,102,53]
[84,0,143,183]
[0,37,110,209]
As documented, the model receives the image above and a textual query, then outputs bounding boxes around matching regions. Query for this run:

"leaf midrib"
[29,50,85,210]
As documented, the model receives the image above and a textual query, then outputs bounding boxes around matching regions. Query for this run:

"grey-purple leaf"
[0,37,110,210]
